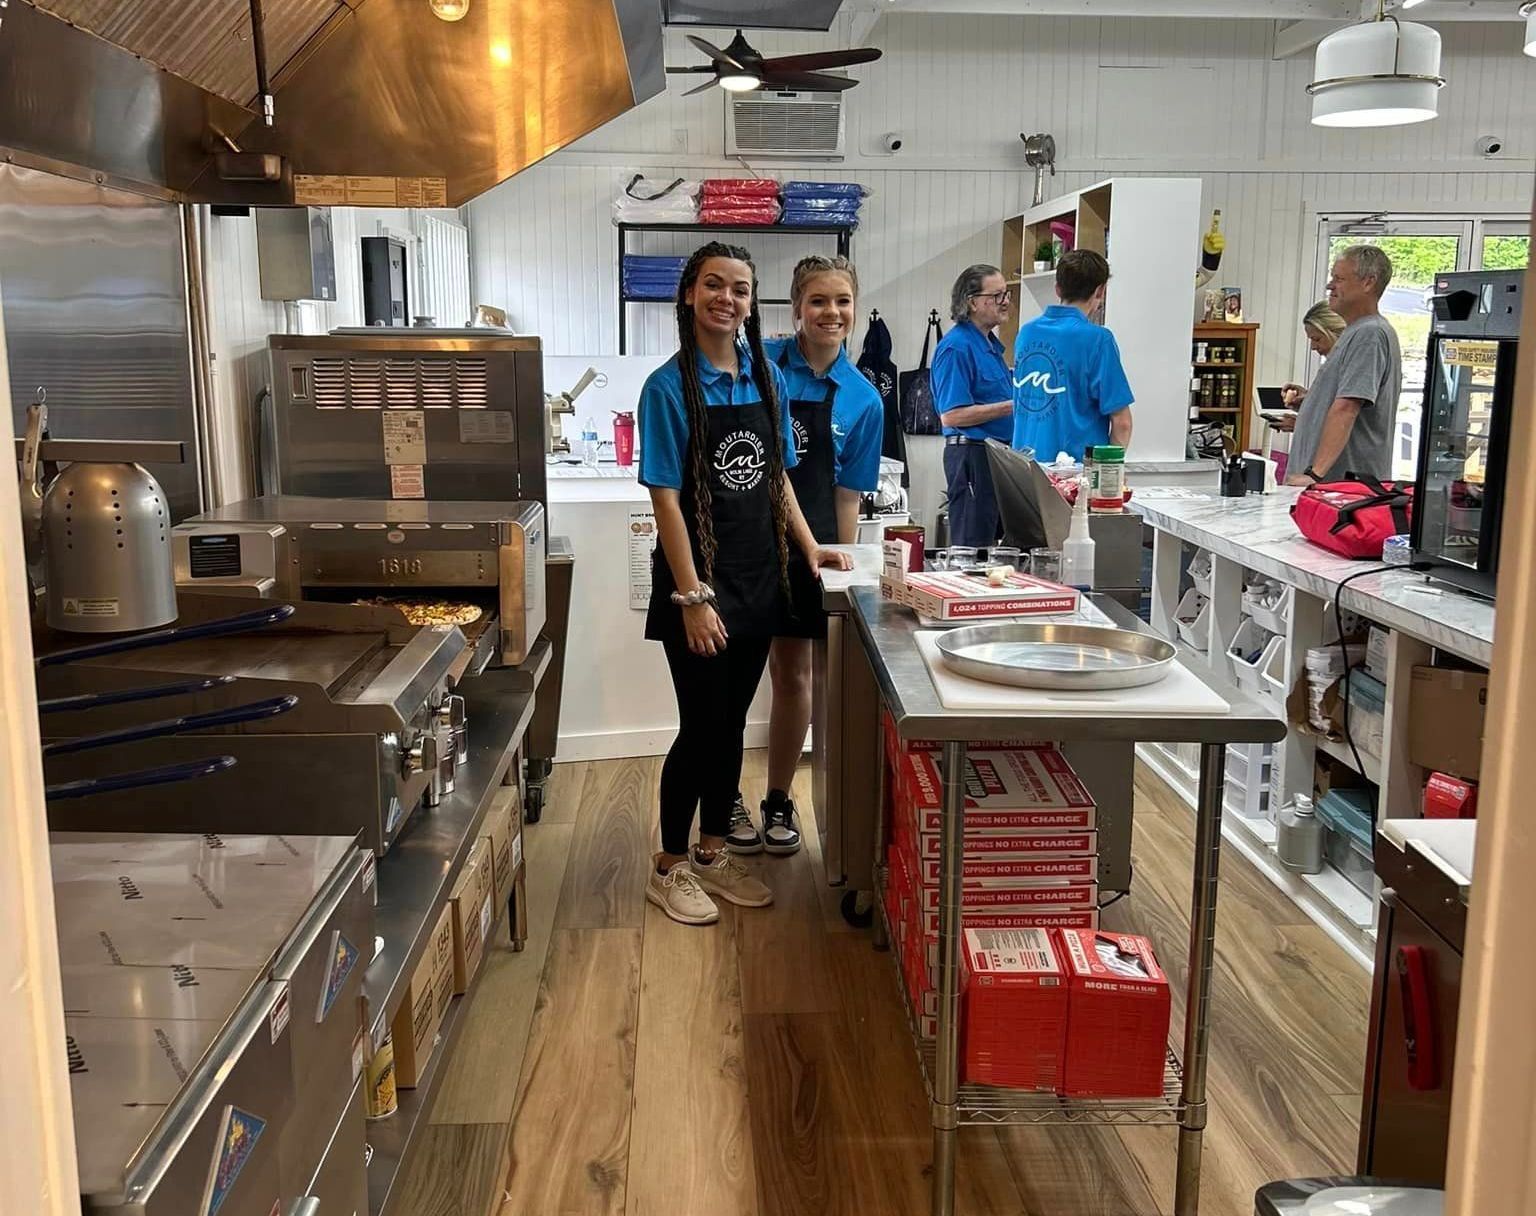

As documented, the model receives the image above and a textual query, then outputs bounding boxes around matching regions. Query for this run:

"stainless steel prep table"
[818,548,1139,894]
[844,584,1285,1216]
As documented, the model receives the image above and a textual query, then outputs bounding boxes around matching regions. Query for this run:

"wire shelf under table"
[873,875,1187,1128]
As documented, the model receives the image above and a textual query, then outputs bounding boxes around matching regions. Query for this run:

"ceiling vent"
[726,90,845,159]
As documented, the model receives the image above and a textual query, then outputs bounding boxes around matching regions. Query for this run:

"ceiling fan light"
[429,0,470,21]
[719,72,761,92]
[1309,18,1443,128]
[1523,4,1536,59]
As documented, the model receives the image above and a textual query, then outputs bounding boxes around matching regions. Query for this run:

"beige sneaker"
[647,861,720,926]
[690,849,774,908]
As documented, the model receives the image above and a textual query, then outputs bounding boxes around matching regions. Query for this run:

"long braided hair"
[674,241,792,596]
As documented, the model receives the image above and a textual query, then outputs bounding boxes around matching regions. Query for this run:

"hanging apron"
[777,346,839,638]
[645,400,788,644]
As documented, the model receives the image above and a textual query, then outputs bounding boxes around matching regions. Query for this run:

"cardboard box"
[896,747,1097,836]
[919,904,1099,938]
[919,879,1098,913]
[390,932,442,1088]
[449,839,492,994]
[911,829,1098,860]
[483,802,516,918]
[1408,666,1488,780]
[1059,930,1171,1098]
[1423,772,1478,819]
[884,569,1080,622]
[961,928,1068,1091]
[879,709,1039,770]
[919,854,1097,884]
[428,901,456,1025]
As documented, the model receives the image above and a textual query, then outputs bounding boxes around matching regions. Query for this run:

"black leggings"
[659,635,772,856]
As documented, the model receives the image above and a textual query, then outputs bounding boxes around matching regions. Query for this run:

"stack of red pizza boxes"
[881,711,1099,1040]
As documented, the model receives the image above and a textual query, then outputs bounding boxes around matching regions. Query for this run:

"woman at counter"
[721,255,883,858]
[638,241,851,927]
[1275,302,1347,432]
[931,264,1014,547]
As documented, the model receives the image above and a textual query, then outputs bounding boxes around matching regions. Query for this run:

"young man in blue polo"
[1011,250,1134,462]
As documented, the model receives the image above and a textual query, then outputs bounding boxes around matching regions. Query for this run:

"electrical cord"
[1098,863,1132,910]
[1330,562,1434,804]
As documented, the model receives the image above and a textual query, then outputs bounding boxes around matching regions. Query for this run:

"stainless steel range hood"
[0,0,665,205]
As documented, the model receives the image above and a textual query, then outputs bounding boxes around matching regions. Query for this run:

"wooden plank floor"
[400,753,1369,1216]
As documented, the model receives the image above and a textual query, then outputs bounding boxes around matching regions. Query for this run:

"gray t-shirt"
[1289,312,1400,481]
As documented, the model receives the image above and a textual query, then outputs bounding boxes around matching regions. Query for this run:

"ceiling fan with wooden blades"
[666,29,882,95]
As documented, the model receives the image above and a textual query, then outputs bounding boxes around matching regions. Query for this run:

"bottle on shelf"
[1276,795,1323,874]
[581,419,600,467]
[1061,478,1096,590]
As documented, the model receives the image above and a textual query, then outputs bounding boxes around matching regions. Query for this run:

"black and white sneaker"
[723,795,764,854]
[762,797,801,855]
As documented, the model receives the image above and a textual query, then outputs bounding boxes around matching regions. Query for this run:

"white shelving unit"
[999,177,1203,463]
[1143,540,1448,968]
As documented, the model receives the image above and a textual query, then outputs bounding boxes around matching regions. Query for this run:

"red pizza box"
[961,928,1069,1091]
[920,904,1099,938]
[919,879,1098,913]
[1058,929,1172,1099]
[896,747,1097,836]
[918,854,1098,884]
[880,708,1043,767]
[894,570,1080,623]
[1423,771,1478,819]
[912,830,1098,861]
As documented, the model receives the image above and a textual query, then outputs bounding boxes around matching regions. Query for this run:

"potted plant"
[1033,240,1055,273]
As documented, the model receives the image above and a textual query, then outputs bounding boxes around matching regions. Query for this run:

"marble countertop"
[1132,489,1495,666]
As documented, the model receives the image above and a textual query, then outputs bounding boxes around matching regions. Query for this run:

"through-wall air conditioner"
[726,90,845,159]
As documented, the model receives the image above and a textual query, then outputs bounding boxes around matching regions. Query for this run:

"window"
[1315,214,1528,479]
[415,212,472,329]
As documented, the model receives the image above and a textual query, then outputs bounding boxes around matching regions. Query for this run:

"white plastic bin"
[1188,549,1213,596]
[1243,582,1292,635]
[1228,619,1283,695]
[1175,588,1211,652]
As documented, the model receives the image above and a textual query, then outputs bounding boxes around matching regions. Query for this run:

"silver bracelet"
[669,583,716,607]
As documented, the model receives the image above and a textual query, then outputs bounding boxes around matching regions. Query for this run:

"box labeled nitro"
[961,928,1068,1091]
[896,747,1097,837]
[893,570,1080,622]
[1058,929,1172,1098]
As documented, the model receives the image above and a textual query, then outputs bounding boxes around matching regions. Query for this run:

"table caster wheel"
[840,889,873,929]
[524,782,544,824]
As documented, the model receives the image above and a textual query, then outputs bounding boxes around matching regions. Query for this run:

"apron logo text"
[790,418,810,459]
[713,430,766,492]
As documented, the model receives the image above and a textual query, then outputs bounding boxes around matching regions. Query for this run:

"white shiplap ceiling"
[846,1,1526,19]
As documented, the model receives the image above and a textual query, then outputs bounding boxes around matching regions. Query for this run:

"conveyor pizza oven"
[172,496,546,673]
[267,330,546,505]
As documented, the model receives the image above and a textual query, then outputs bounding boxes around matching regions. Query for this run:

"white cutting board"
[915,631,1230,717]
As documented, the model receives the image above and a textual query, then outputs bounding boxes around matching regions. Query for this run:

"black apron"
[645,399,788,643]
[777,345,839,639]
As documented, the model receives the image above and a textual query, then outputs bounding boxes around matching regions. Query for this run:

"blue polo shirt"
[1011,305,1134,461]
[763,336,884,492]
[638,344,796,490]
[930,319,1014,441]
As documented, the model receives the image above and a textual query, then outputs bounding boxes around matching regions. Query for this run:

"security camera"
[1476,135,1503,157]
[881,133,904,154]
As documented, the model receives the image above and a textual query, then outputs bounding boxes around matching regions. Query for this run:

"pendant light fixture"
[1308,1,1444,128]
[1522,2,1536,59]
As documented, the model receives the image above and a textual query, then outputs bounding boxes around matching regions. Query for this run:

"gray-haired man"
[1283,244,1401,485]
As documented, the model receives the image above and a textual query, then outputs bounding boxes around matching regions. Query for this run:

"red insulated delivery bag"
[1290,474,1414,560]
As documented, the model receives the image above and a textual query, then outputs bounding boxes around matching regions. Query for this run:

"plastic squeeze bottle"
[1060,477,1096,592]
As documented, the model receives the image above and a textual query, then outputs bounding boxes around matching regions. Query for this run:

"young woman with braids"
[721,254,883,858]
[638,242,852,926]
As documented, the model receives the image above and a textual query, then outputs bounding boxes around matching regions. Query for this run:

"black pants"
[659,635,773,856]
[943,442,1001,548]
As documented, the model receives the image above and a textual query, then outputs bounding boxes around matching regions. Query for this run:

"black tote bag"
[856,309,908,484]
[899,311,944,437]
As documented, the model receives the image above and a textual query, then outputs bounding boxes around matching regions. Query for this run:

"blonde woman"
[723,254,883,858]
[1274,301,1348,432]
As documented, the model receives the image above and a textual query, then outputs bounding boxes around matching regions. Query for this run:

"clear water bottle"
[580,419,600,467]
[1276,794,1323,874]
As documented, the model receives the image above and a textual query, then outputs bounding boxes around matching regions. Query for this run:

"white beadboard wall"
[469,13,1536,390]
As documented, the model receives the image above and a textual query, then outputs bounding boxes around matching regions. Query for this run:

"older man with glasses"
[931,263,1014,548]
